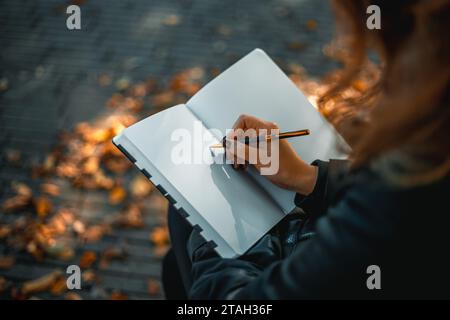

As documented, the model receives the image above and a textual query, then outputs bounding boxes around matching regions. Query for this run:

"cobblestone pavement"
[0,0,338,299]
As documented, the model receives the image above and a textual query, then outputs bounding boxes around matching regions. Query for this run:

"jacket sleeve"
[295,159,350,219]
[187,166,395,299]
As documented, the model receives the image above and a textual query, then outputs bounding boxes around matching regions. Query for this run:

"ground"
[0,0,338,299]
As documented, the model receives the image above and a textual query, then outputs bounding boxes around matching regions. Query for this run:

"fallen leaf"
[115,77,131,91]
[130,83,147,97]
[40,183,60,196]
[65,292,82,300]
[0,277,9,294]
[130,175,153,198]
[79,251,97,269]
[81,225,109,242]
[0,77,9,92]
[101,246,127,261]
[5,149,21,166]
[49,276,67,296]
[0,225,12,239]
[110,290,128,300]
[149,226,169,246]
[115,204,144,228]
[305,19,318,30]
[26,241,45,261]
[72,220,86,234]
[153,244,169,258]
[162,14,180,26]
[56,247,75,261]
[109,186,126,204]
[35,197,53,218]
[13,181,32,196]
[147,279,160,296]
[98,74,112,87]
[122,97,143,112]
[104,157,130,174]
[1,195,31,212]
[287,41,307,51]
[0,256,15,269]
[99,246,127,268]
[151,91,175,109]
[21,270,62,295]
[83,157,99,174]
[82,270,96,283]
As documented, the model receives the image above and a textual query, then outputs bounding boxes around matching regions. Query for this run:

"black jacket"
[186,160,450,299]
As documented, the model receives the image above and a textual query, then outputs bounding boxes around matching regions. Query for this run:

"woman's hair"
[320,0,450,185]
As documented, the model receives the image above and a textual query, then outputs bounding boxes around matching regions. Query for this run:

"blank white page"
[119,104,285,256]
[187,49,347,212]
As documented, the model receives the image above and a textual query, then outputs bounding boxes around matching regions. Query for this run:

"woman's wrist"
[294,162,318,196]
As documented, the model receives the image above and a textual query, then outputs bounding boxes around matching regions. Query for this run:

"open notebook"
[113,49,347,258]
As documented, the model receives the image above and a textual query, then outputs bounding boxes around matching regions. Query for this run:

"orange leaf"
[111,290,128,300]
[305,19,318,30]
[79,251,97,269]
[35,197,53,218]
[147,279,160,296]
[21,270,62,295]
[65,292,83,300]
[150,226,169,246]
[40,183,60,196]
[0,256,15,269]
[109,186,126,204]
[49,276,67,296]
[130,175,153,198]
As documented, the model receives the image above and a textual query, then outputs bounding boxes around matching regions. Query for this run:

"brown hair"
[320,0,450,185]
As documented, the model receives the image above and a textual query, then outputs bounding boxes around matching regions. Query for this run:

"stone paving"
[0,0,338,299]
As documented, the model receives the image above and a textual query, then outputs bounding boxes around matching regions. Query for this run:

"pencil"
[209,129,310,149]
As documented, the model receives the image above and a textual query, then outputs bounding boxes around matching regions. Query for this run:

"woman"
[163,0,450,299]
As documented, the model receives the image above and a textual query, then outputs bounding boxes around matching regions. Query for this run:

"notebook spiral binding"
[112,140,218,250]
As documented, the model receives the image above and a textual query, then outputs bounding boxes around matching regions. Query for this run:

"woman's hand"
[225,114,318,196]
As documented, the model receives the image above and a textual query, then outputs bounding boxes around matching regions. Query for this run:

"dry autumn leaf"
[49,276,67,296]
[35,196,53,218]
[109,186,126,204]
[0,256,15,269]
[149,226,169,246]
[115,204,144,228]
[82,270,96,283]
[1,195,31,212]
[162,14,180,26]
[79,251,97,269]
[111,290,128,300]
[5,149,22,166]
[21,270,62,295]
[65,292,82,300]
[130,175,153,198]
[81,224,109,242]
[12,181,32,197]
[0,277,8,294]
[153,244,169,258]
[100,246,127,269]
[147,279,160,296]
[40,183,60,196]
[305,19,318,30]
[151,91,175,109]
[0,225,12,239]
